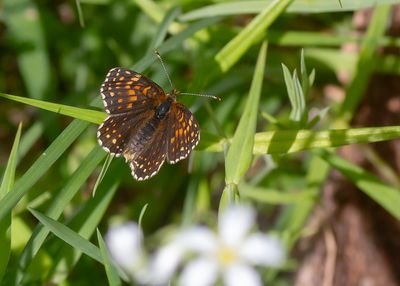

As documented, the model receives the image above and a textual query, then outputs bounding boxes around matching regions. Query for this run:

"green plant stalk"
[225,42,267,185]
[0,123,22,282]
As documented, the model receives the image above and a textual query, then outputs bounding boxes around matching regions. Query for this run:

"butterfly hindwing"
[166,103,200,164]
[97,105,154,156]
[127,119,169,180]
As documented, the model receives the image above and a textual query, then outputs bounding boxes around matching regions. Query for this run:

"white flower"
[105,222,148,282]
[150,205,285,286]
[179,205,284,286]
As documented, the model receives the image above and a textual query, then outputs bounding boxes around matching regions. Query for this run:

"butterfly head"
[168,88,180,100]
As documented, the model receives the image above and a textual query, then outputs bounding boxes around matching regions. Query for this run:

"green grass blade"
[0,93,105,124]
[241,185,317,204]
[225,42,267,185]
[0,123,22,282]
[93,154,113,197]
[97,229,122,286]
[46,176,119,284]
[206,126,400,154]
[338,5,391,124]
[147,6,181,52]
[133,17,221,72]
[0,123,21,197]
[180,0,400,21]
[319,150,400,220]
[13,146,105,285]
[138,203,149,228]
[276,156,329,248]
[75,0,85,27]
[0,120,90,221]
[215,0,292,71]
[29,208,102,263]
[17,122,43,165]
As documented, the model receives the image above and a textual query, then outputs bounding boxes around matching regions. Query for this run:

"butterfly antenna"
[180,92,221,101]
[155,50,174,90]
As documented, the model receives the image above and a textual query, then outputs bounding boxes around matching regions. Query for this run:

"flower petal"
[176,226,218,254]
[149,243,184,285]
[240,234,284,267]
[219,205,255,247]
[179,258,219,286]
[223,263,262,286]
[105,222,143,271]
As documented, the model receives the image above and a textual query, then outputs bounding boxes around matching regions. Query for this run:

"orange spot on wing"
[128,90,136,96]
[127,103,133,109]
[119,76,125,81]
[117,98,123,103]
[179,128,183,136]
[143,86,150,95]
[130,95,137,101]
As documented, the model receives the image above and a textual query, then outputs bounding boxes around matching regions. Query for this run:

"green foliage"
[1,0,400,285]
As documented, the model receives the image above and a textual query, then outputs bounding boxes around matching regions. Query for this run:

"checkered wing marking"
[167,103,200,164]
[97,105,153,156]
[127,120,169,180]
[101,67,166,114]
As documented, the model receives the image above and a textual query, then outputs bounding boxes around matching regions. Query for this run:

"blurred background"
[1,1,400,285]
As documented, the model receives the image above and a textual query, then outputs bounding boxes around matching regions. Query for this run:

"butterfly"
[97,67,200,181]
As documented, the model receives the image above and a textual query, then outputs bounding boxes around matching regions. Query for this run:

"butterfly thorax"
[155,96,174,119]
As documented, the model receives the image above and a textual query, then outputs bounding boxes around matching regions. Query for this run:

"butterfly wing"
[97,109,153,156]
[127,119,169,180]
[97,67,164,156]
[100,67,166,114]
[166,103,200,164]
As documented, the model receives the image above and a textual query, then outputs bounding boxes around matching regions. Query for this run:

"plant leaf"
[225,42,267,185]
[215,0,292,71]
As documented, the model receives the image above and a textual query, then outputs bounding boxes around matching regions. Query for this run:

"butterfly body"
[97,68,200,181]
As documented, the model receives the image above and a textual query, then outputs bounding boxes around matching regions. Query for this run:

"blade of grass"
[0,120,90,221]
[147,6,181,52]
[29,209,102,263]
[97,229,122,286]
[17,122,43,165]
[93,154,113,197]
[205,126,400,154]
[46,174,119,284]
[134,17,222,72]
[0,123,22,282]
[180,0,400,21]
[215,0,292,71]
[225,42,267,184]
[222,42,267,206]
[241,185,317,204]
[134,0,182,34]
[13,146,105,285]
[319,150,400,220]
[337,5,391,125]
[0,93,105,124]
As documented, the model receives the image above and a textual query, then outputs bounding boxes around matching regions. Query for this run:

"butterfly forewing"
[167,103,200,164]
[101,67,166,114]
